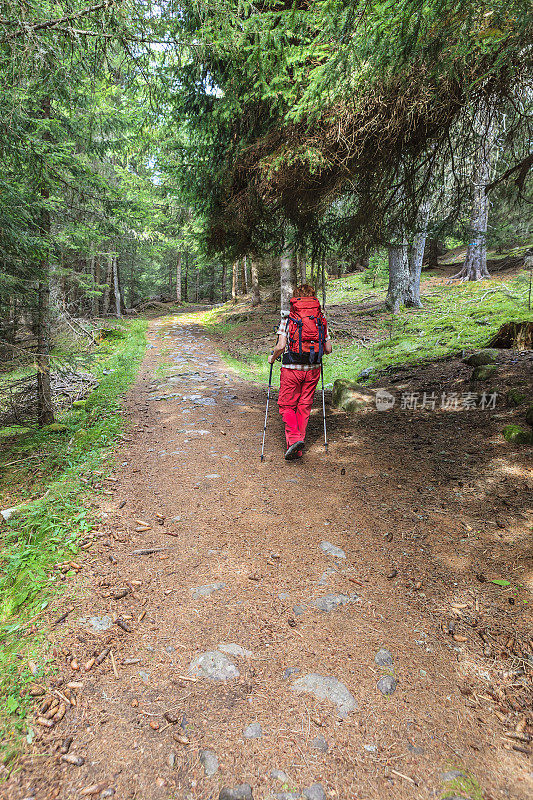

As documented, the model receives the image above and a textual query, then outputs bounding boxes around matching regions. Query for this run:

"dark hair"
[295,283,316,297]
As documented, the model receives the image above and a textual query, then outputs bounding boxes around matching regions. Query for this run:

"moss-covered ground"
[0,319,147,758]
[198,257,533,389]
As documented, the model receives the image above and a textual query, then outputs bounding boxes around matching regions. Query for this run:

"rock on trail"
[291,674,357,717]
[189,651,240,681]
[320,541,346,559]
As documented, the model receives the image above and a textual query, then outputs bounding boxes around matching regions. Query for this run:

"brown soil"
[5,311,532,800]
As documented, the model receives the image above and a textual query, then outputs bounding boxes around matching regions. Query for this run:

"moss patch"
[0,319,147,756]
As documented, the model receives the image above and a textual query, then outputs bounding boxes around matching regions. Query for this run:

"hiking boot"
[285,441,304,460]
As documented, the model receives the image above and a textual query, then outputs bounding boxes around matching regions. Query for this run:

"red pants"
[278,367,321,447]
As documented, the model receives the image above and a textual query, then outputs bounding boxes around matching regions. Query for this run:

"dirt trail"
[7,312,532,800]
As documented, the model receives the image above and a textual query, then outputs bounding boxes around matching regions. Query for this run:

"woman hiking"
[268,284,332,460]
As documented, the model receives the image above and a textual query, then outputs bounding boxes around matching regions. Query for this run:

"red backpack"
[286,296,327,364]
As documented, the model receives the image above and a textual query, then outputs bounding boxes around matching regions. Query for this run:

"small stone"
[441,771,467,782]
[303,784,326,800]
[463,349,497,366]
[167,752,177,769]
[503,424,532,445]
[407,744,425,755]
[100,792,115,799]
[310,593,356,613]
[199,749,219,776]
[243,722,262,739]
[471,364,498,381]
[189,651,240,681]
[273,793,300,800]
[218,643,253,658]
[320,542,346,559]
[374,648,393,667]
[77,615,113,633]
[0,505,23,522]
[270,769,290,783]
[377,676,398,695]
[364,744,378,753]
[311,735,328,753]
[317,568,337,586]
[219,784,253,800]
[191,582,226,599]
[291,674,356,717]
[283,667,300,680]
[292,605,304,616]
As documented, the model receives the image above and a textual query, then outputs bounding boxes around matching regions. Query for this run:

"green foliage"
[0,319,146,751]
[169,0,533,256]
[203,269,532,387]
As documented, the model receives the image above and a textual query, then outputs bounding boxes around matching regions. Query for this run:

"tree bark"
[386,241,409,313]
[221,262,227,301]
[241,257,248,294]
[113,255,121,318]
[232,261,238,303]
[90,253,97,316]
[183,252,188,301]
[320,258,326,309]
[452,116,496,281]
[405,200,430,308]
[102,253,113,314]
[250,258,261,306]
[36,95,55,426]
[176,253,182,302]
[298,253,306,284]
[280,245,295,318]
[195,264,199,302]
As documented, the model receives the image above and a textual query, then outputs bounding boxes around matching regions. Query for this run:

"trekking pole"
[261,361,274,462]
[321,362,328,453]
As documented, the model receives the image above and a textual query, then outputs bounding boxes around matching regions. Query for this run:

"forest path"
[9,311,531,800]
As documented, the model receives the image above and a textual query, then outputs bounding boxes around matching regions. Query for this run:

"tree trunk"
[386,242,409,313]
[176,253,182,302]
[113,255,121,318]
[232,261,238,303]
[280,245,295,318]
[298,253,306,284]
[195,264,199,302]
[452,116,496,281]
[102,253,113,314]
[128,245,136,307]
[425,239,440,269]
[405,201,430,308]
[241,257,248,294]
[90,253,97,316]
[320,258,327,309]
[36,95,55,426]
[183,252,188,301]
[207,263,214,302]
[250,258,261,306]
[221,262,227,301]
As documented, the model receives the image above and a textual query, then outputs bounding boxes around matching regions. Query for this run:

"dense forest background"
[0,0,531,427]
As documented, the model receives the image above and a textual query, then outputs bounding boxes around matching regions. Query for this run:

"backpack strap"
[317,318,324,363]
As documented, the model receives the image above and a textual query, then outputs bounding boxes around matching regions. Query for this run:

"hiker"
[268,284,332,459]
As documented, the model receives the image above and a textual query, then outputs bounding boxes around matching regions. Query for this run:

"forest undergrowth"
[0,319,147,758]
[201,263,533,389]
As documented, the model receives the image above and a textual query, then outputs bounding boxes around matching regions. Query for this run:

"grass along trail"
[5,309,532,800]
